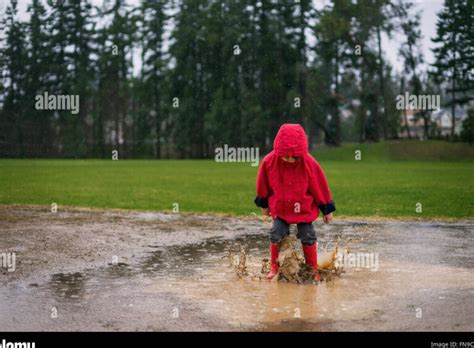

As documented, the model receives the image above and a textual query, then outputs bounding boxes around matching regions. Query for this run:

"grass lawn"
[0,141,472,218]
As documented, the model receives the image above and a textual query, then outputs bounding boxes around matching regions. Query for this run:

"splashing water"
[230,234,347,284]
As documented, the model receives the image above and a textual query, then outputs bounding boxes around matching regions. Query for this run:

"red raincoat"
[254,124,335,224]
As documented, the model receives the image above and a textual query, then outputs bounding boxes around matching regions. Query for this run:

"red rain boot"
[266,242,280,280]
[302,243,321,282]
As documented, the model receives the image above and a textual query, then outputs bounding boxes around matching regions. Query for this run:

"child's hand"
[323,213,333,224]
[261,208,270,216]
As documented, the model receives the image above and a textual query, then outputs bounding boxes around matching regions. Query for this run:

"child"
[254,123,335,282]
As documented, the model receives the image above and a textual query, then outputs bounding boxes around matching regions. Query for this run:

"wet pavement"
[0,205,473,331]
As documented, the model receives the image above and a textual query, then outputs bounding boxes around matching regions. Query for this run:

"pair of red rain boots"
[265,242,321,282]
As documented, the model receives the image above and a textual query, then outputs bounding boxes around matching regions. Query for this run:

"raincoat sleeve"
[308,159,336,215]
[254,159,270,208]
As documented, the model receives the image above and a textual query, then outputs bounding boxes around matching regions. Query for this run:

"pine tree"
[169,0,210,158]
[0,0,28,157]
[96,0,136,157]
[68,0,96,157]
[351,0,384,142]
[399,8,429,138]
[431,0,474,138]
[25,0,52,156]
[45,0,81,156]
[140,0,168,158]
[44,0,96,157]
[314,0,354,145]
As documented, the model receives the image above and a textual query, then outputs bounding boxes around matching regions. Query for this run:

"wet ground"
[0,205,473,331]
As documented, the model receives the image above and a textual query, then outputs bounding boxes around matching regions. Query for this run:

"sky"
[385,0,444,72]
[0,0,444,75]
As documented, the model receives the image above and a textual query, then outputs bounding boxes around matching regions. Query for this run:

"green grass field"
[0,141,472,218]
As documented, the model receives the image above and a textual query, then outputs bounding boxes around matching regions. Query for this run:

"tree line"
[0,0,472,158]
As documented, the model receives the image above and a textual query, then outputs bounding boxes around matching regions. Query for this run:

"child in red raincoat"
[254,123,335,282]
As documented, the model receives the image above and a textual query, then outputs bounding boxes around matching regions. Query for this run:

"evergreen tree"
[0,0,28,157]
[399,8,429,138]
[140,0,168,158]
[315,0,354,145]
[25,0,51,156]
[169,0,210,158]
[431,0,474,138]
[96,0,136,157]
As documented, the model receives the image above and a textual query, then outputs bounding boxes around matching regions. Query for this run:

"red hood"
[273,124,308,157]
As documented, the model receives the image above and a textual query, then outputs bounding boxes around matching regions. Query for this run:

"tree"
[42,0,96,157]
[25,0,52,156]
[0,0,28,157]
[168,0,210,158]
[460,109,474,144]
[314,0,354,145]
[96,0,136,158]
[68,0,96,157]
[351,0,383,142]
[0,0,434,158]
[431,0,474,138]
[140,0,168,158]
[399,7,430,138]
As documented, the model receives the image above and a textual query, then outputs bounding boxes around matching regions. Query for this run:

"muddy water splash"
[230,232,344,283]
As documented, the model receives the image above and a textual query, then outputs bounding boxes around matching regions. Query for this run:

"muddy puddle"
[0,205,473,331]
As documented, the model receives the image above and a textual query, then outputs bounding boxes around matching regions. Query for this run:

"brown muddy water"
[0,205,473,331]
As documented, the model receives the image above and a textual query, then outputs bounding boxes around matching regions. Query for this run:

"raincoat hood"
[273,123,308,157]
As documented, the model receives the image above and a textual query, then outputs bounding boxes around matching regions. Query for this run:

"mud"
[231,233,342,284]
[0,205,473,331]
